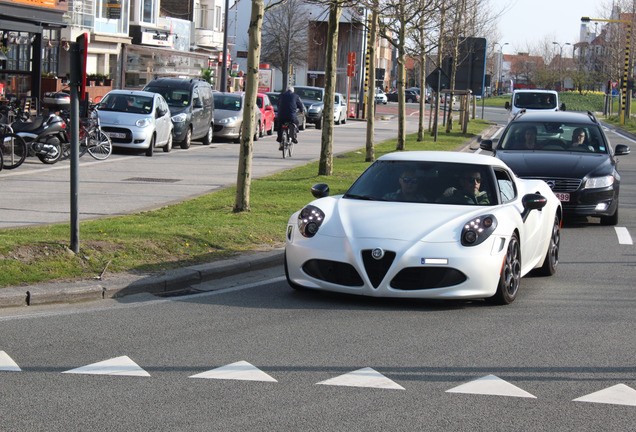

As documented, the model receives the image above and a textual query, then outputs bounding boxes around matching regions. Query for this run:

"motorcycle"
[11,113,68,164]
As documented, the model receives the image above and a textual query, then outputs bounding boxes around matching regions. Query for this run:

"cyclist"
[276,86,305,150]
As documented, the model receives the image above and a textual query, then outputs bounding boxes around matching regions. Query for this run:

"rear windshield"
[513,92,557,109]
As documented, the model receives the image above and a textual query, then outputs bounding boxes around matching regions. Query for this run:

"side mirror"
[480,139,494,152]
[505,101,510,110]
[156,107,166,117]
[615,144,631,155]
[311,183,330,198]
[560,103,566,111]
[521,193,547,222]
[194,98,203,108]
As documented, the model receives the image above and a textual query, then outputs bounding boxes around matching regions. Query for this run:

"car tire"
[163,133,172,153]
[600,205,619,225]
[254,123,260,141]
[315,117,322,130]
[259,120,264,138]
[489,232,521,305]
[267,120,273,135]
[180,127,192,149]
[145,136,154,157]
[202,124,213,145]
[341,114,346,124]
[535,214,560,276]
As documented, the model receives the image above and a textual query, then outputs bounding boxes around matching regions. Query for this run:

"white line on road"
[614,227,633,245]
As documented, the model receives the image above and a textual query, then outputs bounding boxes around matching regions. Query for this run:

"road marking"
[316,367,405,390]
[573,384,636,406]
[0,351,21,372]
[189,360,277,382]
[446,374,536,398]
[615,227,633,245]
[62,355,151,377]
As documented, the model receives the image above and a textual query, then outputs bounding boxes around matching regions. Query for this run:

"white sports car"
[285,151,562,304]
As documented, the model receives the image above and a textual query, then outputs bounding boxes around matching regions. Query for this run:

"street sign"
[426,67,450,90]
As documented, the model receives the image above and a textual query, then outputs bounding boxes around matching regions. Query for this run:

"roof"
[510,110,599,124]
[378,151,508,168]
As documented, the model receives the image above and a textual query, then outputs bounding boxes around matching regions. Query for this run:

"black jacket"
[278,90,305,121]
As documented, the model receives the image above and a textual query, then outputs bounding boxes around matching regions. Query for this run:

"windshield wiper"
[344,194,386,201]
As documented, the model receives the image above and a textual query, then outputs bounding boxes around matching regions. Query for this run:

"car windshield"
[267,93,279,105]
[344,160,495,205]
[295,88,323,102]
[98,94,154,114]
[143,86,190,107]
[498,122,607,153]
[213,94,242,111]
[514,92,556,109]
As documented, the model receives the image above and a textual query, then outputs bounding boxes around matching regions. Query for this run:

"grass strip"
[0,119,491,288]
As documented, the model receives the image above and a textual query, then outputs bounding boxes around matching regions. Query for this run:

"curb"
[0,249,284,308]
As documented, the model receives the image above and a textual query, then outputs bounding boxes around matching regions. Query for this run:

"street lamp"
[552,41,571,90]
[582,16,631,124]
[494,42,509,95]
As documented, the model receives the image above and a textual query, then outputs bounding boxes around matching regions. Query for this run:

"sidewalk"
[0,123,500,309]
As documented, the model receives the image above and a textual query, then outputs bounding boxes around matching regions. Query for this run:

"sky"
[490,0,606,55]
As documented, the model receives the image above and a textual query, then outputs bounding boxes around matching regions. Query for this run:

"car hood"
[214,109,243,121]
[98,111,152,126]
[495,151,614,178]
[308,197,493,243]
[167,105,189,115]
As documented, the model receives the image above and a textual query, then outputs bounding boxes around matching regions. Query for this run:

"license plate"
[106,132,126,139]
[554,192,570,202]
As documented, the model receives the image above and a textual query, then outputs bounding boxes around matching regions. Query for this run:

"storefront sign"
[258,68,273,93]
[12,0,56,8]
[141,31,173,48]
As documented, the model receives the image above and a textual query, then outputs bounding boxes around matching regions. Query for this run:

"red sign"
[218,52,231,67]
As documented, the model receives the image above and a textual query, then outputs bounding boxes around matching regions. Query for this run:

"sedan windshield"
[344,160,495,206]
[499,122,607,153]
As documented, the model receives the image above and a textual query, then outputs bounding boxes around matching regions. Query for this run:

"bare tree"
[262,0,310,89]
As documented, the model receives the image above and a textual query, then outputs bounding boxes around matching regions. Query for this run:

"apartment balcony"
[195,28,223,49]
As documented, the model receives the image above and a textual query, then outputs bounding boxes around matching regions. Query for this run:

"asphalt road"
[1,105,635,430]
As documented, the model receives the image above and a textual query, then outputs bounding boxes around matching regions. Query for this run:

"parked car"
[480,111,630,225]
[386,89,420,103]
[294,85,325,129]
[333,92,347,125]
[266,91,306,131]
[97,90,173,157]
[256,93,275,137]
[375,89,388,104]
[212,92,261,143]
[285,151,562,305]
[143,78,215,149]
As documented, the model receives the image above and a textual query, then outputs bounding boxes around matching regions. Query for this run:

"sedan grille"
[521,177,582,193]
[361,250,396,288]
[391,267,467,290]
[302,259,363,287]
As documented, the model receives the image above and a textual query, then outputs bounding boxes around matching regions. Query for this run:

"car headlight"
[136,118,151,128]
[218,116,239,125]
[297,205,325,238]
[461,214,497,246]
[308,104,322,113]
[584,175,614,189]
[171,113,187,123]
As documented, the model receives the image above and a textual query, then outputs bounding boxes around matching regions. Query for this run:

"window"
[495,169,516,203]
[141,0,156,25]
[216,6,222,31]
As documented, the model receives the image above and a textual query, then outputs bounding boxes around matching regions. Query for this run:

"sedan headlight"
[171,113,187,123]
[308,104,323,113]
[136,118,151,128]
[297,205,325,238]
[461,214,497,246]
[583,175,614,189]
[218,116,239,125]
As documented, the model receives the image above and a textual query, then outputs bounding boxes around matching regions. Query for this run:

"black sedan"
[480,111,630,225]
[266,92,306,131]
[386,89,420,103]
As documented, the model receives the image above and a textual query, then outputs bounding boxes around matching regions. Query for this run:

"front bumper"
[213,123,241,140]
[102,125,153,149]
[560,187,619,217]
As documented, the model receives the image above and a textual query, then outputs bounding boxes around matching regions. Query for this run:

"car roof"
[378,151,510,168]
[106,90,158,98]
[512,89,557,94]
[510,110,599,124]
[145,78,209,89]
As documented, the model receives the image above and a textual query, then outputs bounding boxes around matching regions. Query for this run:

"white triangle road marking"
[62,355,151,377]
[316,367,405,390]
[573,384,636,406]
[446,374,536,398]
[0,351,21,372]
[189,360,277,382]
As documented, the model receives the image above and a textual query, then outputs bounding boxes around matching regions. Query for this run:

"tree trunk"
[318,1,342,176]
[395,6,407,151]
[365,7,378,162]
[233,0,263,212]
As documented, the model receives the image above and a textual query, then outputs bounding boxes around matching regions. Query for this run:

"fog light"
[595,203,608,211]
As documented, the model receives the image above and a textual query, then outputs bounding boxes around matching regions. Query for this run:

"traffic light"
[76,33,88,101]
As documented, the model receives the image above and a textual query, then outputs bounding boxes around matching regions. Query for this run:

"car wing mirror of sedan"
[480,139,494,152]
[505,101,510,110]
[615,144,631,156]
[311,183,330,198]
[521,193,547,222]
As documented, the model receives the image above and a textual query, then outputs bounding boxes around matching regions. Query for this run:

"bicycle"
[0,124,28,170]
[80,108,112,160]
[280,121,297,158]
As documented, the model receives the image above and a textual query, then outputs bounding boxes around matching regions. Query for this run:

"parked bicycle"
[280,121,297,158]
[59,105,112,161]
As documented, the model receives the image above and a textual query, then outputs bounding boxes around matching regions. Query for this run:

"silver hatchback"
[98,90,173,157]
